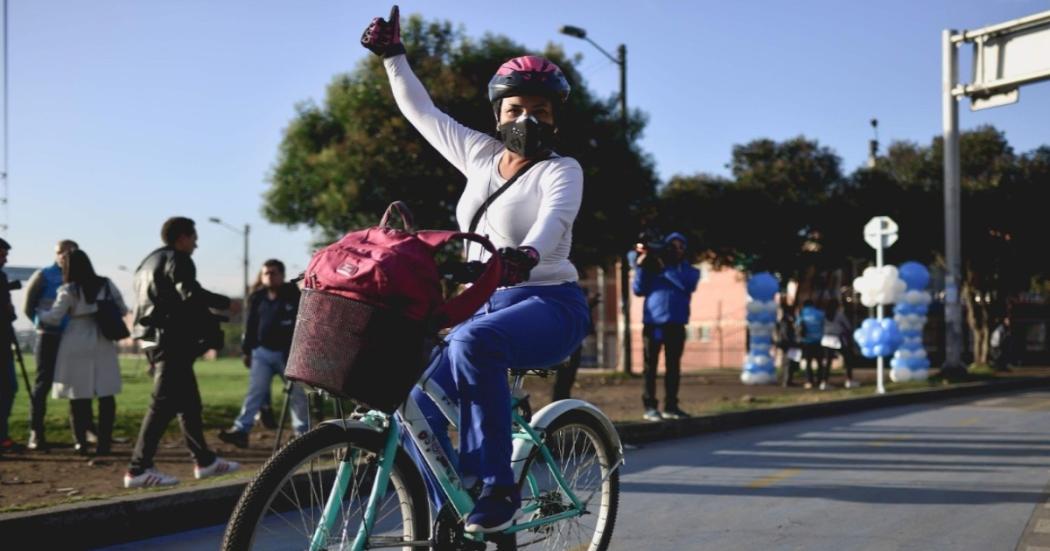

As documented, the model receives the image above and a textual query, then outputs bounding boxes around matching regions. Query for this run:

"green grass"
[7,355,288,443]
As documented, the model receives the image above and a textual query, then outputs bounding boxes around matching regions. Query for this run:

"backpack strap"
[468,159,544,235]
[416,230,502,328]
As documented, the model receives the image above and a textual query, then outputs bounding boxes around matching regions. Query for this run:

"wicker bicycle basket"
[285,289,434,413]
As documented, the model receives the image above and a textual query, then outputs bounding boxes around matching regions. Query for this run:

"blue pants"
[0,347,16,442]
[234,347,309,435]
[408,283,589,506]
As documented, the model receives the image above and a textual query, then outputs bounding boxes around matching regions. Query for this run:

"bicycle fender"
[511,399,624,481]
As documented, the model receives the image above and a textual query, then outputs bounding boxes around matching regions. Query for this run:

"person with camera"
[36,249,127,456]
[124,217,240,488]
[218,259,306,448]
[632,231,700,421]
[22,239,79,451]
[0,238,21,453]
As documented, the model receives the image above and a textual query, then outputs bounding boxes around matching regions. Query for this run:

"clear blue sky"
[4,0,1049,325]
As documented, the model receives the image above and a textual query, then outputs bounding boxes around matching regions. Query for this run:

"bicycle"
[222,363,623,550]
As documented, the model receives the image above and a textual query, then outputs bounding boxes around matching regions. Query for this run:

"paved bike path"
[94,388,1050,550]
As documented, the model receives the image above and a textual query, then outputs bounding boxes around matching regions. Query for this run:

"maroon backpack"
[286,202,502,412]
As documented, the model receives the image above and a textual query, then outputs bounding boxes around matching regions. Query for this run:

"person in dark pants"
[632,232,700,421]
[551,291,598,401]
[218,259,306,448]
[124,217,240,488]
[22,239,79,451]
[797,300,824,389]
[0,238,21,453]
[990,316,1015,371]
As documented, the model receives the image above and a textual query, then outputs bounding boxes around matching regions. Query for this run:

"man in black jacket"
[218,259,306,448]
[0,238,21,453]
[124,217,241,488]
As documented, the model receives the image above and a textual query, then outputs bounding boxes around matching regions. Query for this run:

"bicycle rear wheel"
[223,422,429,550]
[517,410,620,551]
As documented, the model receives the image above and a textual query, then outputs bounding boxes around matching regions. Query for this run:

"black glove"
[498,246,539,287]
[440,260,486,284]
[361,5,406,58]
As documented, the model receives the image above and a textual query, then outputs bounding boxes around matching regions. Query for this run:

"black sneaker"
[464,486,522,533]
[256,407,278,430]
[661,407,691,420]
[217,428,249,449]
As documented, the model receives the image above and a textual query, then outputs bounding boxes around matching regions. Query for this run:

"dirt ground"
[1,365,1045,513]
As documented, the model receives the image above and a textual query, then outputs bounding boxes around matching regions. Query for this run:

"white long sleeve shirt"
[384,54,583,286]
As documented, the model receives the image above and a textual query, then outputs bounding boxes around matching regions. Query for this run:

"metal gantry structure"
[940,9,1050,373]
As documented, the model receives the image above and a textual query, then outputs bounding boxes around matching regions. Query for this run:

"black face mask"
[498,115,555,159]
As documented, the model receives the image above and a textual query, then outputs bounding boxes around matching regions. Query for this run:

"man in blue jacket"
[22,239,79,450]
[632,232,701,421]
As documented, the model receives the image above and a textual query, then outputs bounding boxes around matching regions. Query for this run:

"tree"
[661,136,846,300]
[263,15,657,267]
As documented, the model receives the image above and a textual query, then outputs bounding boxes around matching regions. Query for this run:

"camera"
[635,229,668,272]
[635,229,667,256]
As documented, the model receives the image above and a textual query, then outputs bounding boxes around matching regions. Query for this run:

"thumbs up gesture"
[361,5,406,58]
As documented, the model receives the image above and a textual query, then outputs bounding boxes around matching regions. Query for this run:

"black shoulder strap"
[468,159,543,235]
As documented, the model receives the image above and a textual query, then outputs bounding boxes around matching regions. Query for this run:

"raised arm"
[383,55,498,175]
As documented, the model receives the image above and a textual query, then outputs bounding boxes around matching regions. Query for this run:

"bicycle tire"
[222,422,430,550]
[516,409,620,551]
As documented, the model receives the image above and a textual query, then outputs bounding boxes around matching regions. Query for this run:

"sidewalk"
[2,366,1049,549]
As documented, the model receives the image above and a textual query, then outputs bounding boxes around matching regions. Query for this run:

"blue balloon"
[899,261,930,291]
[747,272,779,302]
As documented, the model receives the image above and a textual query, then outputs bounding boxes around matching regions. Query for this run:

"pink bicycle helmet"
[487,55,571,104]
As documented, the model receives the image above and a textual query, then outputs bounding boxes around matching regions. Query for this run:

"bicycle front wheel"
[517,410,620,551]
[223,422,429,550]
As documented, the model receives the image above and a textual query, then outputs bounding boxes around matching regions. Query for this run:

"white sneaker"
[819,381,828,390]
[194,457,241,480]
[844,380,861,389]
[642,409,662,422]
[124,468,180,488]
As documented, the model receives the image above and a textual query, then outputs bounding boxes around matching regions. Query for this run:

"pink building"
[579,262,749,371]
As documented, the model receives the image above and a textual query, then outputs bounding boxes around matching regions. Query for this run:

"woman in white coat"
[38,250,127,455]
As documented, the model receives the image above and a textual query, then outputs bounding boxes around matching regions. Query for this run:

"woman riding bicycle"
[362,6,590,534]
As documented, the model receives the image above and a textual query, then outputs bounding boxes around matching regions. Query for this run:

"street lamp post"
[209,217,250,315]
[560,25,633,374]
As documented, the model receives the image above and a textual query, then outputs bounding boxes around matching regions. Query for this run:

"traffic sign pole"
[864,216,898,395]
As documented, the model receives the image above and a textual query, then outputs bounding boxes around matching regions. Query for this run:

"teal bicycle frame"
[310,373,606,551]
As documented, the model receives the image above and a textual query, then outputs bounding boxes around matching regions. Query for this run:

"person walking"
[36,250,126,455]
[797,300,824,390]
[218,259,306,448]
[818,299,854,389]
[633,232,701,421]
[0,238,21,453]
[124,217,240,488]
[22,239,79,450]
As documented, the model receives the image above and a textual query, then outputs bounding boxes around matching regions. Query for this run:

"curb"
[3,376,1049,549]
[615,376,1050,444]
